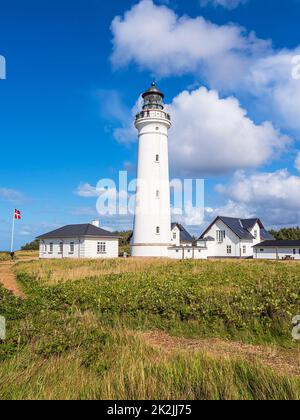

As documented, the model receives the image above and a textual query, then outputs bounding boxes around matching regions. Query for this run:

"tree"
[21,239,39,251]
[269,227,300,241]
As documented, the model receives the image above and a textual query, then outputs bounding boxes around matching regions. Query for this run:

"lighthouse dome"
[142,82,165,110]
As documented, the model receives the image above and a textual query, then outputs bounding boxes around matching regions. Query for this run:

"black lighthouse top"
[142,82,165,110]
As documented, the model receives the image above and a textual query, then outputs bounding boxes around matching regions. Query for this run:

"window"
[156,227,160,235]
[70,242,75,254]
[155,127,160,131]
[173,232,177,240]
[243,246,247,254]
[49,243,53,254]
[293,249,296,255]
[44,244,47,254]
[227,246,232,255]
[254,230,258,239]
[155,154,159,163]
[97,242,106,254]
[59,242,63,254]
[217,231,226,243]
[156,190,160,199]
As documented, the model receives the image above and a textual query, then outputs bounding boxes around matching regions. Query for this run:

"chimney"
[91,220,100,228]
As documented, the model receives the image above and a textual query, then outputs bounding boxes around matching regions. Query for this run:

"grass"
[0,258,300,400]
[0,252,10,262]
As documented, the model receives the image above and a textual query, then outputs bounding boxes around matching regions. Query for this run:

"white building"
[131,83,172,257]
[168,223,209,260]
[197,216,274,259]
[37,220,119,259]
[170,223,194,247]
[253,240,300,260]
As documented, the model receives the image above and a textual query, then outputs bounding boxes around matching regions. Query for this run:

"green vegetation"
[21,239,39,251]
[270,227,300,241]
[0,259,300,400]
[114,230,132,256]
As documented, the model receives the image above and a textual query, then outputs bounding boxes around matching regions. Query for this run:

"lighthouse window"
[156,227,160,235]
[156,190,160,198]
[156,127,159,131]
[155,155,159,163]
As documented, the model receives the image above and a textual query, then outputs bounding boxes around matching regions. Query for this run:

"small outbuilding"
[253,240,300,260]
[37,220,119,259]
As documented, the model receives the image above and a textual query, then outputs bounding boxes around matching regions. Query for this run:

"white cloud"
[0,187,25,203]
[168,87,290,175]
[242,50,300,136]
[215,170,300,226]
[111,0,267,78]
[109,86,290,175]
[75,183,102,198]
[200,0,248,9]
[110,1,300,136]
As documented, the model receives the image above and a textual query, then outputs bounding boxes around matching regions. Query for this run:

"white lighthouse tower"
[131,83,172,258]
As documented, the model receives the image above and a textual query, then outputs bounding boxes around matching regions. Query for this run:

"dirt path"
[142,331,300,378]
[0,261,24,298]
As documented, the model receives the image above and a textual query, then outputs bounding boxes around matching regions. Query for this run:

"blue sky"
[0,0,300,250]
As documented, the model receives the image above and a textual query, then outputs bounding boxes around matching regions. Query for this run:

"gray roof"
[260,229,275,241]
[254,240,300,248]
[172,223,194,243]
[37,224,119,240]
[200,216,274,241]
[142,82,164,99]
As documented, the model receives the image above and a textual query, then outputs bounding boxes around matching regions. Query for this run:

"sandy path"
[142,330,300,378]
[0,261,24,298]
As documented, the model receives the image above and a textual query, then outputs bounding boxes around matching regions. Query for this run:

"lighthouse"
[131,83,172,258]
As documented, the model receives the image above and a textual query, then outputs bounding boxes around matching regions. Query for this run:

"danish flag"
[14,209,21,220]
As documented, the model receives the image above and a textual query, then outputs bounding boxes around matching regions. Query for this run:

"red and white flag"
[14,209,21,220]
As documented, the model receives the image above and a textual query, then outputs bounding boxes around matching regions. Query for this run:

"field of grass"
[0,252,10,262]
[0,258,300,400]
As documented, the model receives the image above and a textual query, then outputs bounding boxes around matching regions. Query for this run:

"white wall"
[83,238,119,259]
[39,237,119,259]
[132,110,172,258]
[171,226,180,247]
[168,247,210,260]
[39,239,82,259]
[204,219,241,257]
[255,247,300,260]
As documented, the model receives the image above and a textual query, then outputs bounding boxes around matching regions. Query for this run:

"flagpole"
[10,210,15,253]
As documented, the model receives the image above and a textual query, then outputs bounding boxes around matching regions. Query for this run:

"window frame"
[97,242,107,254]
[217,230,226,243]
[69,242,75,254]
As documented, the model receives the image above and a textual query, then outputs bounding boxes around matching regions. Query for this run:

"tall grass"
[14,259,300,346]
[0,259,299,400]
[0,310,299,400]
